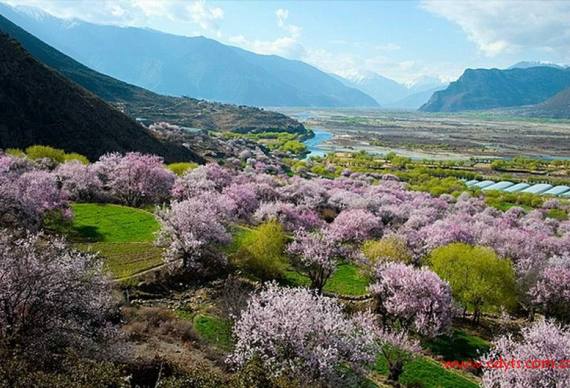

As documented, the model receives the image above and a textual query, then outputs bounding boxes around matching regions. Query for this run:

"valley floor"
[280,108,570,160]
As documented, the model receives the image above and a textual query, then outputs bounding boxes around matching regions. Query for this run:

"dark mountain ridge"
[0,33,200,162]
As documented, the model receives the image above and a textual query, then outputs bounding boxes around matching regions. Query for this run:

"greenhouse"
[473,180,496,189]
[503,183,531,193]
[465,179,480,187]
[543,185,570,196]
[482,181,515,191]
[521,184,553,194]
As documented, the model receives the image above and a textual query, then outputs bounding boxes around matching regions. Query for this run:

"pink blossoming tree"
[287,229,342,293]
[369,262,453,337]
[481,320,570,388]
[156,198,231,273]
[94,152,175,207]
[229,284,379,384]
[0,230,114,359]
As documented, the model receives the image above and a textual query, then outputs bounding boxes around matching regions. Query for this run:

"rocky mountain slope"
[521,87,570,118]
[0,13,307,135]
[0,33,201,162]
[420,67,570,112]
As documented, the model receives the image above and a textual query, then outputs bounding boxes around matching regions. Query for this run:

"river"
[303,130,333,158]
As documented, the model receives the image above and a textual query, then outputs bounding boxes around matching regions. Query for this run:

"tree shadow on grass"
[423,329,490,361]
[69,225,105,242]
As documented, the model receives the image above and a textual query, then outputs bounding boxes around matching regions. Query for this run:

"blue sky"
[3,0,570,83]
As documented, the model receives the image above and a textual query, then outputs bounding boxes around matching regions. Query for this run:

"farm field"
[69,203,163,279]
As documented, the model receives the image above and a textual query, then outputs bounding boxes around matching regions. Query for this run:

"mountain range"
[0,32,199,162]
[420,66,570,112]
[0,3,377,108]
[0,13,307,136]
[333,71,448,109]
[508,61,567,70]
[2,2,570,118]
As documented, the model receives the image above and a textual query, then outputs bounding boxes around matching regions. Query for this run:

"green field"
[284,263,370,296]
[374,354,479,388]
[71,203,159,242]
[423,329,490,361]
[192,314,233,350]
[70,203,163,279]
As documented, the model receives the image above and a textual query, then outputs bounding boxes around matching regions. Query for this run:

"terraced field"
[70,203,163,279]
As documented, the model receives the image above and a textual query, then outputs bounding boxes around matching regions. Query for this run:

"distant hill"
[420,67,570,112]
[508,61,566,70]
[334,72,447,109]
[0,33,200,162]
[335,71,408,105]
[384,85,447,110]
[522,87,570,118]
[0,13,307,135]
[0,3,377,108]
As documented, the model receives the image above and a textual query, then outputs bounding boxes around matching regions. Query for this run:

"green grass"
[323,263,369,296]
[77,242,164,279]
[283,263,369,296]
[191,314,233,350]
[282,268,311,287]
[223,224,255,255]
[374,354,479,388]
[70,203,163,279]
[70,203,159,243]
[423,329,490,362]
[546,208,568,221]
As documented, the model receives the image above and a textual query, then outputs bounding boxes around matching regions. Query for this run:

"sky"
[3,0,570,84]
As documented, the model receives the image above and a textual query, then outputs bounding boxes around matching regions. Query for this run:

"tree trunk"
[388,360,404,387]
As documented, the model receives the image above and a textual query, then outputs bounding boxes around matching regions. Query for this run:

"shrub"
[280,140,307,155]
[362,235,413,268]
[232,356,275,388]
[168,162,199,176]
[122,307,197,342]
[232,221,288,281]
[5,148,25,157]
[63,152,89,164]
[25,145,66,164]
[429,243,517,323]
[0,351,125,388]
[160,362,227,388]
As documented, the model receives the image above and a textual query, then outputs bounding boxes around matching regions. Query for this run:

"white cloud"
[276,8,288,27]
[422,0,570,58]
[188,0,223,33]
[303,47,462,84]
[227,8,304,58]
[2,0,224,34]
